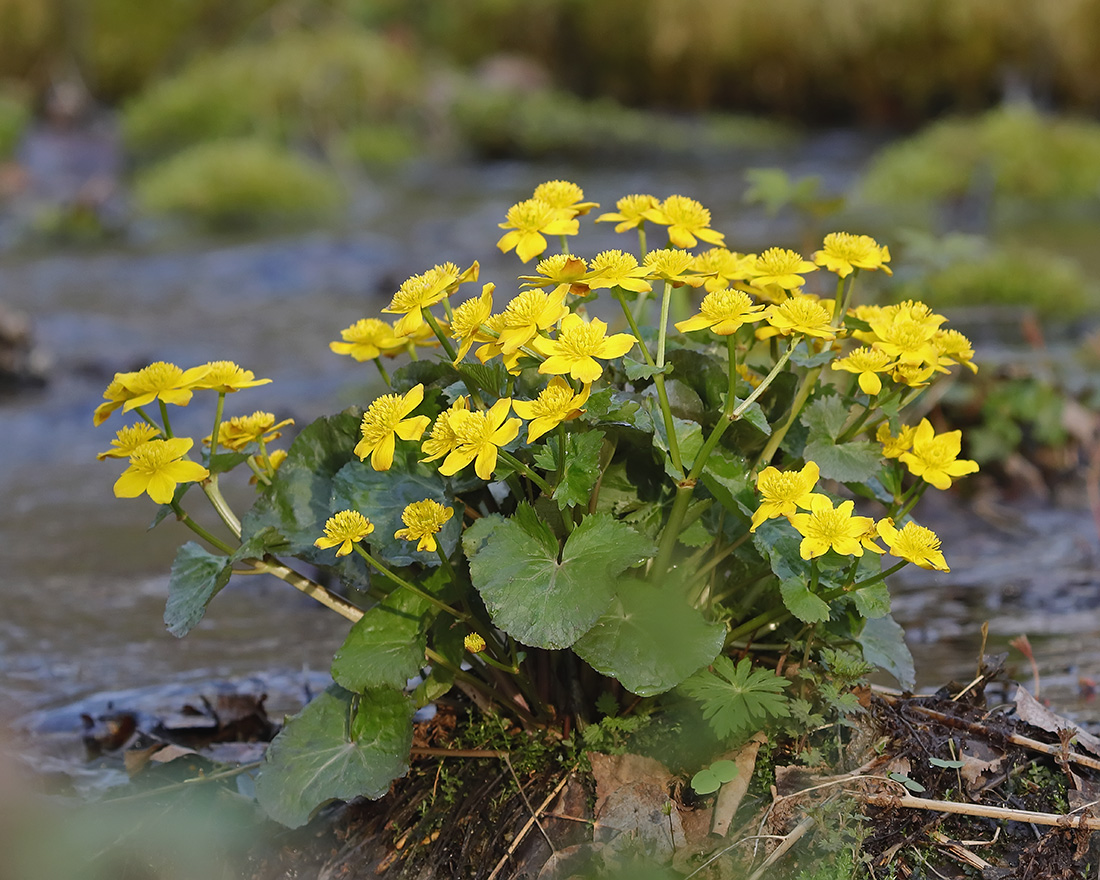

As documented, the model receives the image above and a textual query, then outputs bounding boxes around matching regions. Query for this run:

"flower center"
[361,394,406,442]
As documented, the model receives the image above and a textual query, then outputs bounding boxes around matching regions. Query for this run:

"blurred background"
[4,0,1100,809]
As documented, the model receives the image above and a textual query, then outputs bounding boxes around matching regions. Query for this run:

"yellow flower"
[383,262,479,337]
[315,510,375,557]
[693,248,757,292]
[353,384,431,471]
[788,494,875,560]
[519,254,590,298]
[495,286,569,356]
[643,248,704,287]
[117,361,211,412]
[586,249,653,295]
[194,361,272,393]
[450,283,496,363]
[876,421,915,459]
[899,418,979,491]
[532,314,637,384]
[496,198,578,263]
[421,396,470,463]
[751,461,821,532]
[330,318,404,362]
[464,632,487,654]
[813,233,892,277]
[933,329,978,374]
[830,346,895,395]
[865,301,945,366]
[394,498,455,553]
[113,438,210,504]
[749,247,818,290]
[512,377,591,443]
[97,422,161,460]
[438,399,521,481]
[675,288,767,336]
[94,376,141,425]
[891,361,937,388]
[595,194,660,232]
[532,180,599,217]
[877,518,949,571]
[646,195,726,249]
[763,295,836,340]
[209,411,294,451]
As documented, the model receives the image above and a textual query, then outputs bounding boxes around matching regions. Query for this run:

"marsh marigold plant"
[95,179,981,829]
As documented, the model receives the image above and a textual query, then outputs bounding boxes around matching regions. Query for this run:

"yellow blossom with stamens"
[830,346,895,395]
[383,262,479,337]
[394,498,455,553]
[763,295,836,340]
[519,254,590,297]
[495,286,569,356]
[94,375,141,425]
[891,361,937,388]
[586,249,654,295]
[512,377,591,443]
[113,437,210,504]
[877,518,949,571]
[97,422,161,460]
[532,180,599,218]
[195,361,272,393]
[693,248,757,292]
[330,318,404,362]
[117,361,211,412]
[749,247,818,290]
[899,418,979,491]
[645,195,725,249]
[751,461,821,532]
[933,329,978,374]
[532,314,637,384]
[450,284,496,363]
[858,521,886,555]
[644,248,705,287]
[876,421,916,459]
[353,384,431,471]
[438,399,521,481]
[208,411,294,451]
[464,633,487,653]
[813,232,892,277]
[314,510,374,557]
[788,494,874,560]
[497,198,579,263]
[421,396,470,463]
[595,194,660,232]
[675,288,767,336]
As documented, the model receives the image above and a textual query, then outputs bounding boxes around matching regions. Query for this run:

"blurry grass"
[0,88,29,159]
[134,139,344,232]
[122,29,424,161]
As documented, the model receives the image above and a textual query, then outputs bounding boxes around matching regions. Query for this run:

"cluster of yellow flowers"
[314,499,454,558]
[94,359,290,503]
[751,460,957,571]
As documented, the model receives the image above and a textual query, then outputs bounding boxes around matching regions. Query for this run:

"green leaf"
[888,772,925,793]
[583,389,652,431]
[929,758,966,769]
[690,768,722,795]
[255,684,413,828]
[623,357,669,380]
[463,507,655,649]
[753,520,811,582]
[331,590,431,692]
[456,361,510,398]
[858,614,915,690]
[851,582,891,619]
[803,438,882,483]
[164,542,233,637]
[679,656,790,741]
[573,581,724,696]
[553,431,605,510]
[779,577,831,624]
[736,401,772,437]
[790,341,836,368]
[678,518,713,548]
[802,396,848,442]
[330,460,461,567]
[653,414,703,476]
[232,525,288,562]
[699,447,753,518]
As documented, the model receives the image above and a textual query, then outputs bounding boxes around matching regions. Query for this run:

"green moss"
[861,106,1100,207]
[134,139,343,232]
[122,29,424,160]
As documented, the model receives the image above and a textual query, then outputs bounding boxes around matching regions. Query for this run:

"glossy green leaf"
[802,396,848,442]
[851,581,891,619]
[779,577,831,624]
[573,581,724,696]
[164,542,233,637]
[858,614,915,690]
[653,414,703,476]
[463,507,655,650]
[331,590,431,692]
[582,389,653,431]
[255,684,413,828]
[803,438,882,483]
[623,357,669,380]
[553,430,605,510]
[736,401,772,437]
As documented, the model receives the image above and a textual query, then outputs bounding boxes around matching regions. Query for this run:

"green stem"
[559,234,571,255]
[895,481,928,520]
[353,545,468,622]
[425,647,540,728]
[244,555,365,621]
[752,356,818,473]
[637,224,648,260]
[209,391,226,463]
[656,281,673,368]
[498,449,553,496]
[651,482,696,583]
[171,501,236,555]
[158,400,174,438]
[244,455,272,486]
[423,308,458,363]
[201,479,241,538]
[373,356,392,387]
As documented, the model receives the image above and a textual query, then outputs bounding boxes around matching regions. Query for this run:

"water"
[3,140,1098,758]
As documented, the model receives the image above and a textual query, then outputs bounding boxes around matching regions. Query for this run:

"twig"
[930,830,994,872]
[746,815,815,880]
[486,772,572,880]
[861,792,1100,830]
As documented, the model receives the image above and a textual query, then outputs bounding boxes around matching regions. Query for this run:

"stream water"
[3,134,1100,769]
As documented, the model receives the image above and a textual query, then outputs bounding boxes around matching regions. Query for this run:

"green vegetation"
[0,88,29,159]
[134,139,344,231]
